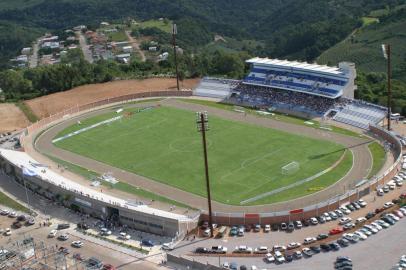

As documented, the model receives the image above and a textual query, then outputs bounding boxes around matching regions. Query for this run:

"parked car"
[229,226,238,236]
[264,224,271,232]
[339,206,351,215]
[287,222,295,232]
[316,233,328,240]
[212,246,227,254]
[330,243,340,251]
[310,217,318,225]
[265,253,275,263]
[365,212,376,220]
[8,212,17,218]
[293,250,302,259]
[337,238,349,247]
[329,227,344,235]
[357,199,367,207]
[71,241,84,248]
[302,248,313,257]
[309,246,321,253]
[57,223,71,230]
[354,231,367,240]
[355,217,367,224]
[335,210,344,217]
[254,224,261,232]
[77,223,90,230]
[294,220,303,229]
[339,217,352,225]
[287,242,301,250]
[4,228,11,236]
[48,230,57,238]
[274,251,285,263]
[329,211,338,220]
[318,216,326,224]
[303,237,316,245]
[384,202,394,209]
[254,246,269,254]
[234,246,252,254]
[377,189,384,196]
[320,244,331,252]
[141,239,154,247]
[343,223,355,230]
[280,223,287,230]
[195,247,209,254]
[100,228,112,236]
[58,234,69,241]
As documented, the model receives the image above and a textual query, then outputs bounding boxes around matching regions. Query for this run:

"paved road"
[29,40,39,68]
[0,172,168,270]
[34,98,375,212]
[77,31,94,63]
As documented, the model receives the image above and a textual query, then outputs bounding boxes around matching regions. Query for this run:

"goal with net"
[281,161,300,175]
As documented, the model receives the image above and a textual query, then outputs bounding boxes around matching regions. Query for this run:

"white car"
[339,217,352,225]
[162,243,174,251]
[287,242,301,250]
[357,199,367,207]
[8,212,17,218]
[363,225,378,234]
[370,222,382,231]
[48,230,57,238]
[4,228,11,236]
[377,189,384,196]
[310,217,318,225]
[384,202,394,209]
[354,231,367,240]
[303,237,316,245]
[360,228,372,236]
[265,253,275,263]
[376,220,390,228]
[274,251,285,263]
[100,228,112,236]
[322,213,332,222]
[295,220,303,228]
[339,206,351,215]
[355,217,367,224]
[254,246,269,254]
[273,245,286,252]
[388,213,400,221]
[1,209,10,216]
[58,234,69,241]
[71,241,84,248]
[329,211,338,220]
[212,246,228,254]
[234,246,252,253]
[335,209,344,217]
[118,232,131,240]
[264,224,271,232]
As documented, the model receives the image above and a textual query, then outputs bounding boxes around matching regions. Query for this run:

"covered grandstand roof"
[246,57,345,76]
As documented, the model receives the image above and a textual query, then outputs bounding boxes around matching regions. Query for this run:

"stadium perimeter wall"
[9,91,401,229]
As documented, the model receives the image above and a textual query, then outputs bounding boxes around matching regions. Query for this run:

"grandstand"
[244,57,356,99]
[193,77,240,99]
[192,57,387,130]
[332,100,387,129]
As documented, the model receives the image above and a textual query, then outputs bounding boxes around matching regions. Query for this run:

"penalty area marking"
[239,149,349,205]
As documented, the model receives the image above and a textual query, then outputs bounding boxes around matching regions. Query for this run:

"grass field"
[367,142,386,178]
[53,105,349,205]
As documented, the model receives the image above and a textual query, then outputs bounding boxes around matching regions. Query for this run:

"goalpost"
[281,161,300,175]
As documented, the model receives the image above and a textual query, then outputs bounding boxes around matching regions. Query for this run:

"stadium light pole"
[172,23,180,91]
[382,44,392,131]
[196,111,214,238]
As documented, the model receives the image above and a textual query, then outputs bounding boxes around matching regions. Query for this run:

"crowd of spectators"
[232,84,339,115]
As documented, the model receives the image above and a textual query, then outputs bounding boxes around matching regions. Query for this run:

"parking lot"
[169,183,406,269]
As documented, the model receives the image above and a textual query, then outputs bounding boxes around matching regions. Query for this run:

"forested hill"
[1,0,405,67]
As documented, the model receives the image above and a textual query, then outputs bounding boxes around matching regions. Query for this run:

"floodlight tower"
[172,23,180,91]
[196,111,214,237]
[382,44,392,131]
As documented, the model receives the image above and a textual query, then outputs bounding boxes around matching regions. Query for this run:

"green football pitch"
[54,106,352,205]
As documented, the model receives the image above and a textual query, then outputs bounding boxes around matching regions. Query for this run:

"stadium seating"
[333,102,386,130]
[193,77,240,99]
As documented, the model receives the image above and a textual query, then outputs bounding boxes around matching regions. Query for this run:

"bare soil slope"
[0,103,30,132]
[25,78,199,119]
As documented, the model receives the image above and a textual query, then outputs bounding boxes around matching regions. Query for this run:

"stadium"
[0,57,402,237]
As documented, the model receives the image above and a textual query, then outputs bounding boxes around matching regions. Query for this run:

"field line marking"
[240,149,349,205]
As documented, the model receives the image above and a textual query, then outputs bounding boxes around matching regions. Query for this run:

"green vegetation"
[54,105,349,205]
[134,19,172,33]
[361,17,379,26]
[45,155,192,209]
[107,31,128,42]
[318,7,406,81]
[177,99,362,138]
[367,142,386,178]
[0,190,30,213]
[250,150,353,205]
[16,101,39,122]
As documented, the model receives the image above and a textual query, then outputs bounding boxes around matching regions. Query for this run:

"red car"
[400,193,406,199]
[102,264,116,270]
[329,227,344,235]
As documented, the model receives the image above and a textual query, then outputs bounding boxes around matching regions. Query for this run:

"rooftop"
[246,57,344,76]
[0,149,192,222]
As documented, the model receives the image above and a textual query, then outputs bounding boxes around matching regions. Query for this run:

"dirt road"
[125,30,146,62]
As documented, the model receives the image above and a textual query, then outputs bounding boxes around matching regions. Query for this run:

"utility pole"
[382,44,392,131]
[196,111,214,237]
[172,23,180,91]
